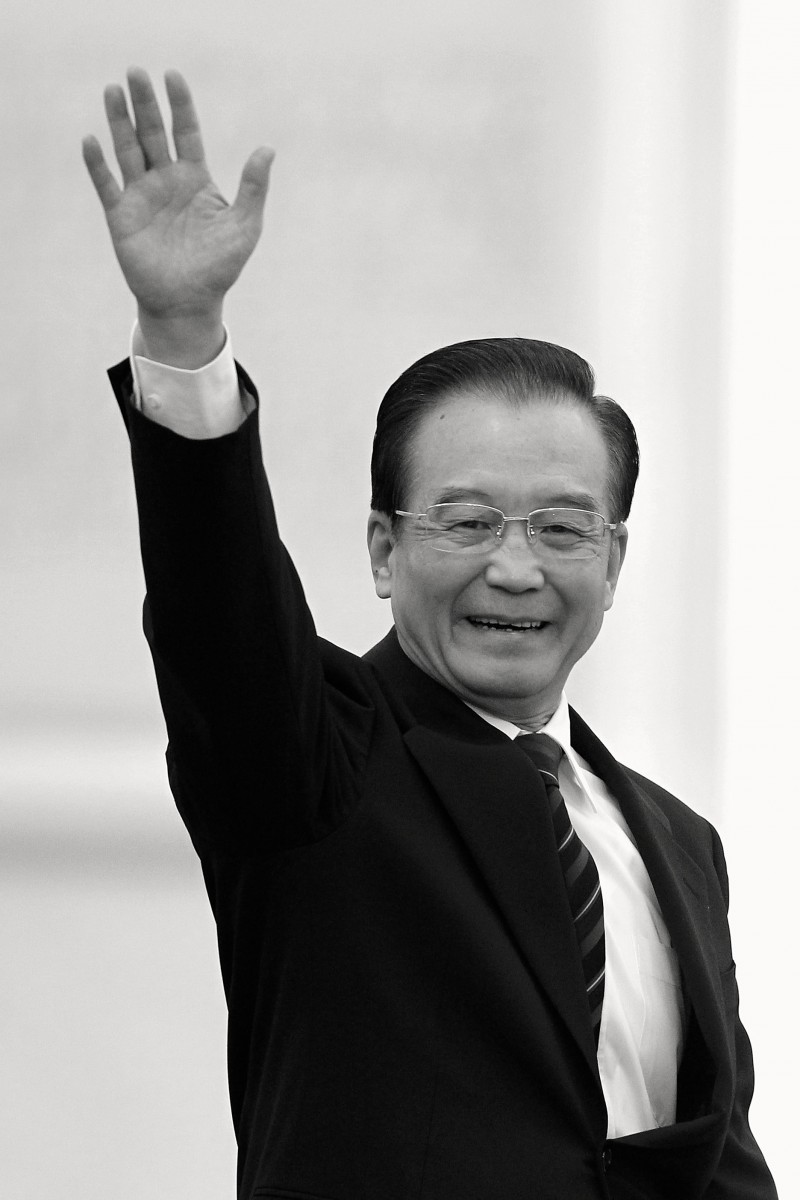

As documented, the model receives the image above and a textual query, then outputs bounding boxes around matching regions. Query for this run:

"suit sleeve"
[109,358,375,857]
[703,824,778,1199]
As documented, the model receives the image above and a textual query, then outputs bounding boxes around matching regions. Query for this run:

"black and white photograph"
[1,2,794,1196]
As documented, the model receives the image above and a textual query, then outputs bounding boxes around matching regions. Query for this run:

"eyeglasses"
[394,504,622,559]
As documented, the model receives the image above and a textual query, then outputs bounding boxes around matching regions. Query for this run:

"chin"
[456,661,557,707]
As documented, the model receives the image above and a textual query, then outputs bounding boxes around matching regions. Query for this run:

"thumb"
[232,146,275,224]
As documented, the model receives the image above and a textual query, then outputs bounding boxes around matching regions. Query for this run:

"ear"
[603,523,628,612]
[367,510,395,599]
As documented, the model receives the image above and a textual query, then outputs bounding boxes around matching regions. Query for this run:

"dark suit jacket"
[111,360,777,1200]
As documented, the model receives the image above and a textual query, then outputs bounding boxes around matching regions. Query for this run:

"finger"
[81,135,123,212]
[126,66,172,168]
[232,146,275,225]
[103,82,146,185]
[165,69,206,164]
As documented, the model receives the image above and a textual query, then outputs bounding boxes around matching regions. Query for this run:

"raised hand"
[83,68,273,364]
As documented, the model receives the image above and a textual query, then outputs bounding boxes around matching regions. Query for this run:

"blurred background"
[2,0,797,1194]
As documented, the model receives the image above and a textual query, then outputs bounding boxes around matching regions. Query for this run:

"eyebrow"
[434,487,496,504]
[433,486,604,512]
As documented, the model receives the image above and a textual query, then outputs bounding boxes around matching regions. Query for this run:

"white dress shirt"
[129,328,686,1138]
[471,696,686,1138]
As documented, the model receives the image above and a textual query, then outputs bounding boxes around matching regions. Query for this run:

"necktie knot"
[517,732,564,782]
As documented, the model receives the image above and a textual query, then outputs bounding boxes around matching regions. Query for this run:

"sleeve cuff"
[130,323,250,439]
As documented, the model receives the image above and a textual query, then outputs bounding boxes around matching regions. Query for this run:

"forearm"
[702,1025,777,1199]
[702,830,778,1199]
[111,361,343,853]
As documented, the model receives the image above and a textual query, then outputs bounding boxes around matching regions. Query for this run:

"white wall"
[2,1,792,1195]
[719,1,800,1189]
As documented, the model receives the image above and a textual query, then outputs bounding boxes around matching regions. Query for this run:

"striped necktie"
[518,732,605,1042]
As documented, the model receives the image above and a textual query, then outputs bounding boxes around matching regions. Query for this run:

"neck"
[465,700,559,736]
[513,713,556,734]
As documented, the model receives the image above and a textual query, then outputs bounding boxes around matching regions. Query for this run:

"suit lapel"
[365,632,601,1076]
[569,710,729,1066]
[366,632,728,1083]
[404,725,601,1075]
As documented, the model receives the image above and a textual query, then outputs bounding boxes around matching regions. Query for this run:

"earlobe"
[367,510,395,599]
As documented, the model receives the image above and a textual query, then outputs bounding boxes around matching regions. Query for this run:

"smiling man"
[367,361,629,725]
[84,71,776,1200]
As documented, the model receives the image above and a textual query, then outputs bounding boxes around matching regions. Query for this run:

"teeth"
[471,618,544,631]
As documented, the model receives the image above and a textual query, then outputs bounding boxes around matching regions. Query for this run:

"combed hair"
[370,337,639,522]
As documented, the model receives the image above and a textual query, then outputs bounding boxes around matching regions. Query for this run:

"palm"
[107,161,256,316]
[83,68,272,321]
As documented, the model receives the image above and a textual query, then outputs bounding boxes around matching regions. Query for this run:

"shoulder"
[619,760,728,884]
[624,764,712,831]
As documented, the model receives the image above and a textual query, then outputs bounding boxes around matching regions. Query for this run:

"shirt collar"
[465,693,572,752]
[465,696,599,812]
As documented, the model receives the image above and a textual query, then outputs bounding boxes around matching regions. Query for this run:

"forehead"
[406,389,612,512]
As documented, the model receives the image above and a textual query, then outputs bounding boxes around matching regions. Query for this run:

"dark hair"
[370,337,639,522]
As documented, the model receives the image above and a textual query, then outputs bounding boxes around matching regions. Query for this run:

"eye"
[449,517,494,531]
[542,522,583,536]
[534,519,590,547]
[429,505,499,533]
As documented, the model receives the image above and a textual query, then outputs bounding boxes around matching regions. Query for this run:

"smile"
[467,617,548,633]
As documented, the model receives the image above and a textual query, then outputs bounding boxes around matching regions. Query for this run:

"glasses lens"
[424,504,502,553]
[418,505,608,557]
[529,509,606,558]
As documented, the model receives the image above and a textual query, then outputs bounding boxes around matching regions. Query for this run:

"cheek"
[399,570,479,643]
[400,546,474,596]
[565,574,610,626]
[391,554,448,616]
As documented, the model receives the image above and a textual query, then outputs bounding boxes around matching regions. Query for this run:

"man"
[83,69,777,1199]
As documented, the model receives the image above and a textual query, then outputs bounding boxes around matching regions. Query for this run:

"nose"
[482,519,547,591]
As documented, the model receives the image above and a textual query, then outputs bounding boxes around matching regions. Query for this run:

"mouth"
[467,617,549,634]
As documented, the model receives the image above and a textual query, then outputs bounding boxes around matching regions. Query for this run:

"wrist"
[136,305,226,369]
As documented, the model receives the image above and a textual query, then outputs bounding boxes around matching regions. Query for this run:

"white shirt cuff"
[130,324,252,439]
